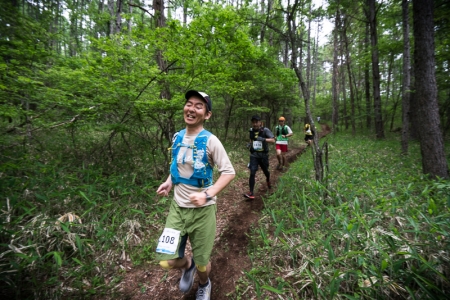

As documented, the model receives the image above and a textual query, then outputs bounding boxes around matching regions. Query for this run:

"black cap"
[185,90,212,112]
[251,115,261,121]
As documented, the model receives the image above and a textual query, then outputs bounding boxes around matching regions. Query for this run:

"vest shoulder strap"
[250,127,267,139]
[276,125,287,136]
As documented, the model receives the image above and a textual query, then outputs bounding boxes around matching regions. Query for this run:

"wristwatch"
[204,191,213,202]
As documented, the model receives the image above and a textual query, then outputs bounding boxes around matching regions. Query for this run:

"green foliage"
[0,157,164,298]
[241,132,450,299]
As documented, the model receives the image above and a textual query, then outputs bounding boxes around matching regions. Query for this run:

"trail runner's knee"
[159,260,173,270]
[196,265,207,272]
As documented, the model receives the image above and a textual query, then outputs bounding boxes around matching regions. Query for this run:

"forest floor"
[117,124,332,300]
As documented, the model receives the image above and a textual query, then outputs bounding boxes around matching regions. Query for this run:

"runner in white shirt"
[156,90,235,300]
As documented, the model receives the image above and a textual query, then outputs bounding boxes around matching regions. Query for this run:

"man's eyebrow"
[186,99,203,104]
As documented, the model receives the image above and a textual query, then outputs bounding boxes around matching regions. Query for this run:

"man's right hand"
[256,136,265,142]
[157,181,172,197]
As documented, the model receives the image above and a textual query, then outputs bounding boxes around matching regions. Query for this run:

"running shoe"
[179,258,196,293]
[276,164,282,170]
[267,180,272,189]
[196,279,212,300]
[244,192,255,199]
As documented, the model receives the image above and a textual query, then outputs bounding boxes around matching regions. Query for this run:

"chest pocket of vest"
[170,129,213,188]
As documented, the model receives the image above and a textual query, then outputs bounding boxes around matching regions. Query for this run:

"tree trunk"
[69,0,79,56]
[287,0,322,182]
[384,52,394,129]
[128,4,132,35]
[367,0,384,139]
[306,2,312,90]
[108,0,114,35]
[260,0,273,45]
[332,9,340,133]
[283,38,289,68]
[183,0,187,25]
[390,95,400,131]
[401,0,411,154]
[342,15,356,135]
[341,57,348,130]
[412,0,449,179]
[312,22,320,108]
[153,0,174,165]
[338,18,347,131]
[223,96,235,142]
[364,22,372,129]
[116,0,123,33]
[49,0,60,52]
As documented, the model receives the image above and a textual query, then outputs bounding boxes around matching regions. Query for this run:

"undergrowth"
[0,126,172,299]
[2,125,448,299]
[240,132,450,299]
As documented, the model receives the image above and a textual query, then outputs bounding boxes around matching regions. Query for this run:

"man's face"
[279,120,285,126]
[251,119,261,130]
[184,96,211,127]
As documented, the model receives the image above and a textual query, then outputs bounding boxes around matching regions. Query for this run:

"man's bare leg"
[276,149,282,169]
[162,256,191,270]
[197,262,211,285]
[276,149,282,165]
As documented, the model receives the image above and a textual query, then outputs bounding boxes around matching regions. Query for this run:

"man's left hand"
[189,192,207,207]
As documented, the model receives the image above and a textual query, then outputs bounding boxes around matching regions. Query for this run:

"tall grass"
[240,132,450,299]
[0,129,168,299]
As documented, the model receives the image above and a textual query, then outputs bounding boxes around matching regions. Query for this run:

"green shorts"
[155,200,217,266]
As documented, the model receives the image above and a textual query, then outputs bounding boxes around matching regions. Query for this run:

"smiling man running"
[155,90,235,300]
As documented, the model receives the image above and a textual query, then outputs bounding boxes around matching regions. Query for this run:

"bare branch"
[128,2,153,17]
[49,115,79,129]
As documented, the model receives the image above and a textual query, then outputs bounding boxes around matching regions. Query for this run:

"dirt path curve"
[118,124,331,299]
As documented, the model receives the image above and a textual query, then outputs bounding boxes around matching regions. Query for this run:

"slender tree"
[331,7,340,133]
[364,22,372,129]
[401,0,411,154]
[312,20,320,108]
[285,0,323,181]
[341,50,348,130]
[306,1,312,89]
[366,0,384,138]
[342,14,356,135]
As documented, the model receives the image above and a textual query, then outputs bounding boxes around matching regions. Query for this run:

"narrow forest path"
[118,124,331,300]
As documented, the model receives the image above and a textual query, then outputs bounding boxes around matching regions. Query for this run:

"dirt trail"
[118,124,331,299]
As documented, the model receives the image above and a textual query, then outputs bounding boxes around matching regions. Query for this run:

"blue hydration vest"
[170,129,213,188]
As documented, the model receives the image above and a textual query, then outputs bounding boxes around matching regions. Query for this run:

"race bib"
[156,228,181,254]
[253,141,263,151]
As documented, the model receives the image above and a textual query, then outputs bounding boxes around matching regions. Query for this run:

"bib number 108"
[160,235,175,244]
[156,228,180,255]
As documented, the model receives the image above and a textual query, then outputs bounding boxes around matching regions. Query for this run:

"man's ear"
[205,111,212,120]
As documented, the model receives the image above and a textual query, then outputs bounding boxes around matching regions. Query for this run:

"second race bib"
[253,141,263,151]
